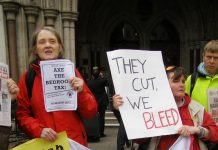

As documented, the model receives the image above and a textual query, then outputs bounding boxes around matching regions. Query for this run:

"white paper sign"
[68,138,90,150]
[107,49,182,139]
[169,136,191,150]
[0,62,11,126]
[40,59,77,112]
[208,88,218,123]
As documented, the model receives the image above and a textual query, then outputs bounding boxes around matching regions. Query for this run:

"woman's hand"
[40,128,57,142]
[178,125,199,136]
[178,125,209,139]
[7,78,19,100]
[69,77,84,92]
[112,94,124,110]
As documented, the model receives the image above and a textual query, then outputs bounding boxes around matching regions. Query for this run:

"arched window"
[109,22,140,50]
[150,20,180,66]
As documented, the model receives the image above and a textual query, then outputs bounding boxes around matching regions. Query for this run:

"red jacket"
[16,63,97,146]
[134,95,218,150]
[157,95,218,150]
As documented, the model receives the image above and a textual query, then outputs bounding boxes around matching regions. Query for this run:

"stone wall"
[0,0,78,82]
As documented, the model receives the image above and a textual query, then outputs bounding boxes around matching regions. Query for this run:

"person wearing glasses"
[185,40,218,149]
[185,40,218,112]
[113,66,218,150]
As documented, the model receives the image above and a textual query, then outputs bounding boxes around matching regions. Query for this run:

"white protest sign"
[169,136,191,150]
[208,88,218,123]
[40,59,77,112]
[107,49,182,139]
[68,138,90,150]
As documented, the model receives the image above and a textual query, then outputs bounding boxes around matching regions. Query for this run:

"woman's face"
[168,72,186,101]
[35,29,61,60]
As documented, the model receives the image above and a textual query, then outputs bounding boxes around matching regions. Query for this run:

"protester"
[16,26,97,147]
[113,66,218,150]
[186,40,218,112]
[185,40,218,149]
[0,78,19,150]
[108,80,130,150]
[87,66,109,137]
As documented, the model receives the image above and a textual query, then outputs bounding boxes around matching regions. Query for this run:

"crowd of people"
[1,26,218,150]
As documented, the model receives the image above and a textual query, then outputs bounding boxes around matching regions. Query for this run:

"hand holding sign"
[40,128,57,142]
[40,59,77,112]
[69,76,84,92]
[12,132,70,150]
[107,49,182,139]
[113,94,124,110]
[7,78,19,100]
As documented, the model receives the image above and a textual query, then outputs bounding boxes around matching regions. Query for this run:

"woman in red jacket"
[16,26,97,147]
[113,66,218,150]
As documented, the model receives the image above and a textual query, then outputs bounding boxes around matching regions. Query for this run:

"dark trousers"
[112,109,122,123]
[98,106,106,135]
[117,120,129,150]
[207,142,218,150]
[138,144,148,150]
[0,126,11,150]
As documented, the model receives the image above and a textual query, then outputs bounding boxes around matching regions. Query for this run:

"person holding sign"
[0,78,19,150]
[113,66,218,150]
[16,26,97,147]
[185,40,218,149]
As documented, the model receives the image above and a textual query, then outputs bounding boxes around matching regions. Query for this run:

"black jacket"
[87,77,109,106]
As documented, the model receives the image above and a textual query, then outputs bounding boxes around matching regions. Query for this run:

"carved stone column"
[62,11,78,63]
[62,12,72,61]
[0,5,7,64]
[69,12,78,64]
[3,2,20,82]
[44,9,58,27]
[24,6,40,56]
[70,21,75,63]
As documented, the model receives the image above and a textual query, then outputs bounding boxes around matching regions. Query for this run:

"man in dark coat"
[87,66,109,137]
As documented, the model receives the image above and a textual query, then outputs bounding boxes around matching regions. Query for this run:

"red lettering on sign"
[143,108,179,130]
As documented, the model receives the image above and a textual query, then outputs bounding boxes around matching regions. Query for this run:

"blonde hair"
[204,40,218,54]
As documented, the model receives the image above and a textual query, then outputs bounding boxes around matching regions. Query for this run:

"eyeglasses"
[166,66,176,72]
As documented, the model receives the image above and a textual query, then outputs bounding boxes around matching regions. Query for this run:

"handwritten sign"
[107,49,182,139]
[40,59,77,112]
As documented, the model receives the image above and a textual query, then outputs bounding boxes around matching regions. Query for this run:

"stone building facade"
[1,0,218,82]
[76,0,218,79]
[0,0,78,82]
